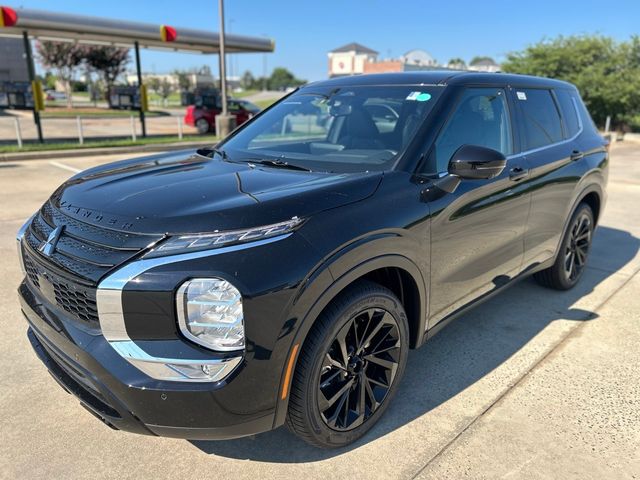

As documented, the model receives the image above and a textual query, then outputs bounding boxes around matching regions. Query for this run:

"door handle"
[509,166,529,181]
[570,150,584,161]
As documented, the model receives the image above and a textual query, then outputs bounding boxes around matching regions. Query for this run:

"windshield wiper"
[247,159,312,172]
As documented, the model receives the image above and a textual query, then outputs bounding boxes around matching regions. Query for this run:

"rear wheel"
[286,281,409,448]
[534,203,594,290]
[195,118,210,134]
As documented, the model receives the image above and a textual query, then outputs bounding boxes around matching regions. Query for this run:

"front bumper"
[19,282,275,440]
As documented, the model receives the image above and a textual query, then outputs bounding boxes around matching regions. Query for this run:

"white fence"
[1,113,199,147]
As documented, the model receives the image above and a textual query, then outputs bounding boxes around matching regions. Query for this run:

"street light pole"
[215,0,235,137]
[262,32,268,92]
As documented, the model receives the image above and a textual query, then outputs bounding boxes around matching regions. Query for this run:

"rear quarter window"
[555,89,581,138]
[516,88,563,150]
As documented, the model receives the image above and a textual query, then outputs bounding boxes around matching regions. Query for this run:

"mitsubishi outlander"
[17,72,608,448]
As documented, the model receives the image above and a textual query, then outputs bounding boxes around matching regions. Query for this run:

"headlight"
[147,217,303,257]
[176,278,244,351]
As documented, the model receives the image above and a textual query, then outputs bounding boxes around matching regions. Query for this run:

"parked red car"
[185,98,261,134]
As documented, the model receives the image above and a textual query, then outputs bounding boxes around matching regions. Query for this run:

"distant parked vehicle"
[109,86,140,110]
[45,90,67,101]
[185,97,261,134]
[0,81,34,110]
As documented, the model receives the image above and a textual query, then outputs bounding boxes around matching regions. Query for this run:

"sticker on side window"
[516,91,527,100]
[406,91,432,102]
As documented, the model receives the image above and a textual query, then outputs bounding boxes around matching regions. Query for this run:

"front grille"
[22,200,162,328]
[24,252,99,326]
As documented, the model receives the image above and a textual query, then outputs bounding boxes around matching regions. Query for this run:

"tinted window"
[430,88,512,173]
[223,85,443,173]
[555,89,581,137]
[363,102,400,133]
[517,89,563,150]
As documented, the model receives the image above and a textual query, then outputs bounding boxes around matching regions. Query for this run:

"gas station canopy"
[0,7,274,54]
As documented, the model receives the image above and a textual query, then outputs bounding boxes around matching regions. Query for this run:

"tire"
[286,280,409,448]
[534,203,594,290]
[195,118,210,134]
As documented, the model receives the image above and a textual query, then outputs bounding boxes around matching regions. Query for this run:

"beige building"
[328,43,500,77]
[328,42,378,77]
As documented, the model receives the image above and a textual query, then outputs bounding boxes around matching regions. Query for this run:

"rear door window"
[516,89,563,150]
[555,90,581,138]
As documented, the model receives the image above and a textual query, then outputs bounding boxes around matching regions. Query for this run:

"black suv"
[17,72,607,448]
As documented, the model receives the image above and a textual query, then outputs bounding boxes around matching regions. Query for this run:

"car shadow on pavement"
[190,226,639,462]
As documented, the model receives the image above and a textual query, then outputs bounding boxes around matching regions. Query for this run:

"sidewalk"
[416,273,640,479]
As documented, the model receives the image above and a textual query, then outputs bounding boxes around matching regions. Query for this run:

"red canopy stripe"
[0,6,18,27]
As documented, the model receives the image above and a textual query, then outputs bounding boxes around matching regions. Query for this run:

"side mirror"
[448,144,507,180]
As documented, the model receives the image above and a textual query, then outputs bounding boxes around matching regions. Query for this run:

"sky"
[9,0,640,81]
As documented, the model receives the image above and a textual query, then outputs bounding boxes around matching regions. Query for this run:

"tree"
[42,72,57,90]
[157,78,175,107]
[502,35,640,129]
[145,77,174,106]
[469,55,496,66]
[36,41,84,108]
[172,69,191,92]
[447,58,466,69]
[240,70,255,90]
[84,46,130,100]
[268,67,305,91]
[146,77,161,105]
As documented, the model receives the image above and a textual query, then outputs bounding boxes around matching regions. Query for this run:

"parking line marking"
[49,161,81,173]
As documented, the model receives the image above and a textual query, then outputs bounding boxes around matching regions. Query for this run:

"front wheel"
[286,281,409,448]
[534,203,594,290]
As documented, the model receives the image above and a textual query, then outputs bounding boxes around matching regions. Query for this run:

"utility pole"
[215,0,236,138]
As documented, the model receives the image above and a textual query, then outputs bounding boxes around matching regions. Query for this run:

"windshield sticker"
[517,91,527,100]
[406,91,432,102]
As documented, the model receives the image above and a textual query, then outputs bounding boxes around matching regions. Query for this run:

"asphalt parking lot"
[0,143,638,479]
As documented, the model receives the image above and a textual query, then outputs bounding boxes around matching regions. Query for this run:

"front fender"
[272,235,428,429]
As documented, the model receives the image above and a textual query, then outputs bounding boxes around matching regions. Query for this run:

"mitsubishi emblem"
[39,226,64,257]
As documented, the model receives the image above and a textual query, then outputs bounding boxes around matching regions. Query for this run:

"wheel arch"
[272,253,427,428]
[553,183,603,261]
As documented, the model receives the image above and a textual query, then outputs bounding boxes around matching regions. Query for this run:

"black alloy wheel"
[286,281,409,448]
[318,307,401,431]
[564,211,592,282]
[534,202,595,290]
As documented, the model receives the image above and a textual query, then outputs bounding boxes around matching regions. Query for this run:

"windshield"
[222,85,443,173]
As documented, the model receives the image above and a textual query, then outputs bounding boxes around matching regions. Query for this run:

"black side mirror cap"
[448,144,507,180]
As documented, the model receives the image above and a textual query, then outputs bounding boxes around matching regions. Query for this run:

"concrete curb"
[0,140,217,162]
[623,132,640,144]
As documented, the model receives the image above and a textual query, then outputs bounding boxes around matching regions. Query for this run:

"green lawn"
[254,98,278,110]
[148,92,182,103]
[235,89,258,98]
[0,135,215,154]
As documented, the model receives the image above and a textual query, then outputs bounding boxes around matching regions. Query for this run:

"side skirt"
[420,258,554,345]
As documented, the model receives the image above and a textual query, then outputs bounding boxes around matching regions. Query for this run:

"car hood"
[50,150,383,234]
